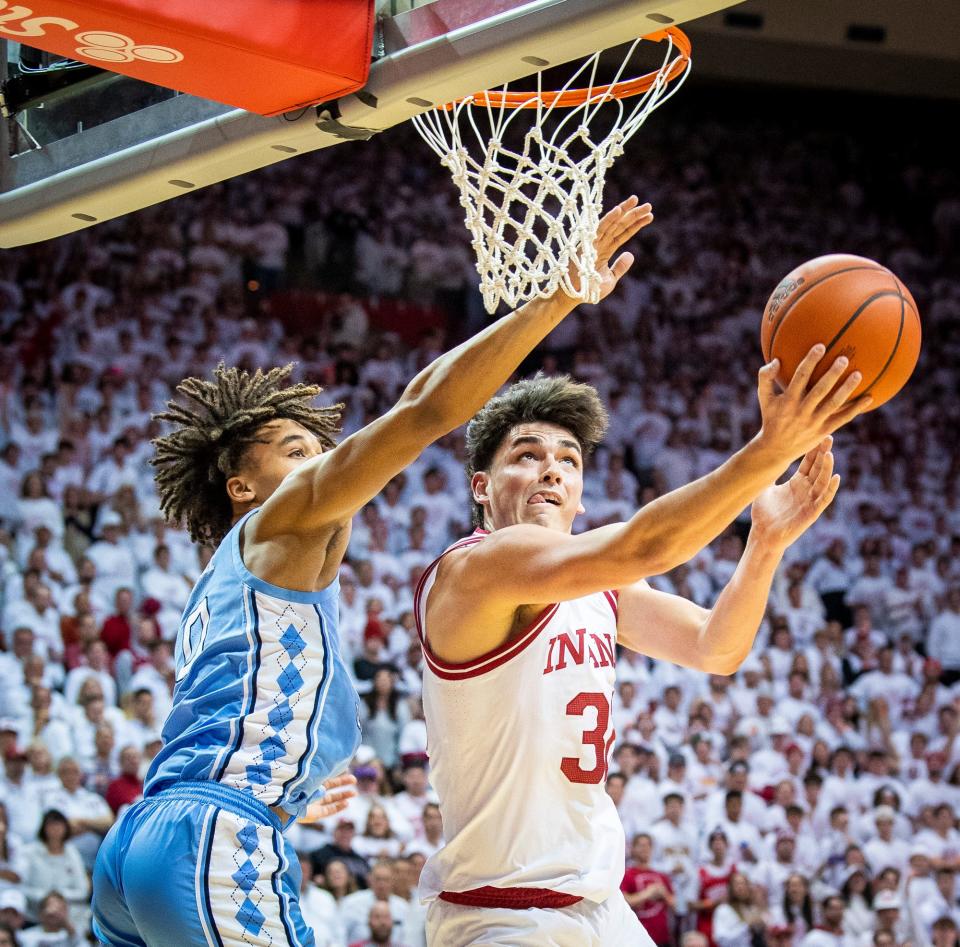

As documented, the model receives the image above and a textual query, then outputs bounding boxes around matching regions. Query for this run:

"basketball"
[760,253,921,409]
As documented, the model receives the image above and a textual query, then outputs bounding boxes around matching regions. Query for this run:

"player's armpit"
[614,580,718,672]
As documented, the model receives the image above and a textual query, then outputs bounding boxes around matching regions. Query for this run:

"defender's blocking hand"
[565,195,654,302]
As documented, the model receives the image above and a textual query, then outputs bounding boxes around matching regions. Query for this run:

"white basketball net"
[413,31,691,313]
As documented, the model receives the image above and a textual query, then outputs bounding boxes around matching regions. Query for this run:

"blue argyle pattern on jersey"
[147,508,359,818]
[244,607,309,789]
[231,822,268,939]
[93,784,318,947]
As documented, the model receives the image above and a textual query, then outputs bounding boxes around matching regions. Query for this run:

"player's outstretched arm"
[254,197,653,540]
[451,347,869,610]
[615,438,840,674]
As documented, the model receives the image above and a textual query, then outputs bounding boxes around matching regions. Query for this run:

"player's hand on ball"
[750,437,840,550]
[296,773,358,824]
[756,343,871,463]
[565,195,653,302]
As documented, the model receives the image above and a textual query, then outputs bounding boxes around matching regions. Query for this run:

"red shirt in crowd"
[621,866,674,946]
[100,614,131,656]
[105,773,143,814]
[697,861,737,947]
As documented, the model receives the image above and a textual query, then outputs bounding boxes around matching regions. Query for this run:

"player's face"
[229,419,324,506]
[475,422,585,532]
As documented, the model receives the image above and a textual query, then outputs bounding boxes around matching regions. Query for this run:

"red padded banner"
[0,0,375,116]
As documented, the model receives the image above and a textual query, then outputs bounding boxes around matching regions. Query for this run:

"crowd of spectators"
[0,85,959,946]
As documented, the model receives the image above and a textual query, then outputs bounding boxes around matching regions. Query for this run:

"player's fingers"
[322,789,356,805]
[757,359,781,402]
[323,784,357,800]
[611,202,651,235]
[825,394,873,432]
[596,198,632,237]
[785,344,826,400]
[608,251,635,283]
[615,199,650,222]
[321,773,357,791]
[814,473,841,509]
[598,203,651,255]
[811,449,834,493]
[297,799,349,823]
[613,209,654,247]
[805,355,850,406]
[612,194,640,217]
[818,370,863,417]
[298,801,350,824]
[320,797,351,816]
[804,449,823,488]
[797,436,831,478]
[802,447,826,485]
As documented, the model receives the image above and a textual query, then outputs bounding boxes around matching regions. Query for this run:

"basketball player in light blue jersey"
[90,196,654,946]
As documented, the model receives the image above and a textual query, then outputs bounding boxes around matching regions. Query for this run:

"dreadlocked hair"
[152,363,341,547]
[465,373,608,527]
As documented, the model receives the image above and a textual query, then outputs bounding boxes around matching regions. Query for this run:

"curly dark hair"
[464,373,608,527]
[152,363,341,546]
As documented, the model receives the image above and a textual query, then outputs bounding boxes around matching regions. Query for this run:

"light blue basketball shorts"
[92,781,313,946]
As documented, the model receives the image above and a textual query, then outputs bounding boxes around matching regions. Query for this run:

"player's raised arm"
[614,439,840,674]
[437,349,868,633]
[253,197,652,539]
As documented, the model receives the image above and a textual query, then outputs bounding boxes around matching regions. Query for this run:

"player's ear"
[576,501,586,515]
[226,473,257,506]
[471,471,490,508]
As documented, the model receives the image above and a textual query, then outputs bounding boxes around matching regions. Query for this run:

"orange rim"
[448,27,691,110]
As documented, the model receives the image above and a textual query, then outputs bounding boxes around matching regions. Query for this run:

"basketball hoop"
[413,28,691,313]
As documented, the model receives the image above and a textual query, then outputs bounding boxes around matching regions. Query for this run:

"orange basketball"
[760,254,921,410]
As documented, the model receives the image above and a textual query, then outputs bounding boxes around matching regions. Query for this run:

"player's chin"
[524,504,567,529]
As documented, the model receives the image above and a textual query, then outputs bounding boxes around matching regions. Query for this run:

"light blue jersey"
[145,508,361,820]
[94,510,357,944]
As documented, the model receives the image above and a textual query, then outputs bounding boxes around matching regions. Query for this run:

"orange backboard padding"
[0,0,375,116]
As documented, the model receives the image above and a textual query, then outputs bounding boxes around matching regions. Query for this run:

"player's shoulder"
[446,523,560,559]
[433,524,554,586]
[426,530,484,576]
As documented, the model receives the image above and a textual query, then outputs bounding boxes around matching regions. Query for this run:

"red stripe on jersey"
[439,886,583,909]
[412,533,486,646]
[421,603,558,681]
[414,530,558,681]
[603,589,618,618]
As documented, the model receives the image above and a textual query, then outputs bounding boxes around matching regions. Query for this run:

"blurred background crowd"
[0,86,959,946]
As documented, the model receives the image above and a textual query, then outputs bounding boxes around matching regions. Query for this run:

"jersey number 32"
[561,692,614,785]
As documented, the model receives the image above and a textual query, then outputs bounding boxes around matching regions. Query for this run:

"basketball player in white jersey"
[415,351,869,945]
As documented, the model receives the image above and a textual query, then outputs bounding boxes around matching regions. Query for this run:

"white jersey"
[415,530,624,905]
